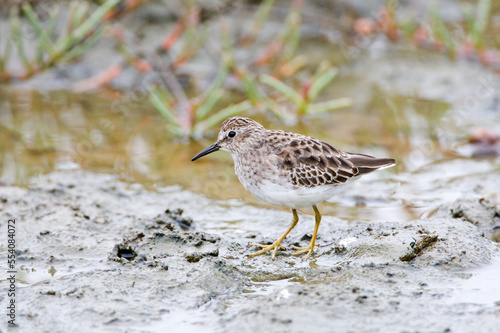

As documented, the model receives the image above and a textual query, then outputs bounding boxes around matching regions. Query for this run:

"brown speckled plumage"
[192,116,396,259]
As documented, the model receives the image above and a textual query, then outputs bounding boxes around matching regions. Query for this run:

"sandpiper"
[192,116,395,259]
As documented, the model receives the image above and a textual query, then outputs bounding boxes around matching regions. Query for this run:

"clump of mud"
[438,196,500,243]
[399,235,439,262]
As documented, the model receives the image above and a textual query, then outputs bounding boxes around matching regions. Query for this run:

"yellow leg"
[249,209,299,259]
[292,205,321,258]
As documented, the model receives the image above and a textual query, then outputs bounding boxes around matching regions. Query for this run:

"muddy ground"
[1,170,499,333]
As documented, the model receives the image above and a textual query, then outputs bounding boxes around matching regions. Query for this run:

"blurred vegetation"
[144,0,353,138]
[0,0,119,81]
[355,0,499,65]
[1,0,499,140]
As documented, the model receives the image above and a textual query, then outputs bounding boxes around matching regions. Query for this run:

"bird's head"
[191,116,265,161]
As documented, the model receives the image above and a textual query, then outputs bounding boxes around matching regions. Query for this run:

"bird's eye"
[228,131,236,138]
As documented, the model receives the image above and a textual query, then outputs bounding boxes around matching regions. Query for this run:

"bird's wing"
[268,131,395,187]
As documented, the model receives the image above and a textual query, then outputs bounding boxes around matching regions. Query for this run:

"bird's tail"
[346,153,396,175]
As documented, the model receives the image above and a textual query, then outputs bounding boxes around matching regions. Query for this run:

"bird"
[191,116,395,259]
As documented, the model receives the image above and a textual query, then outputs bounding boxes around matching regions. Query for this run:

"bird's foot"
[249,242,286,259]
[291,244,319,259]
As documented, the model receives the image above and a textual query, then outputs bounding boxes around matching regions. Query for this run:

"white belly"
[244,178,344,209]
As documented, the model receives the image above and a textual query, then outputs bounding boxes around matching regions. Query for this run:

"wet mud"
[1,171,499,332]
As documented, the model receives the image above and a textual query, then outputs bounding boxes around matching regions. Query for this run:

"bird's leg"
[249,209,299,259]
[292,205,321,258]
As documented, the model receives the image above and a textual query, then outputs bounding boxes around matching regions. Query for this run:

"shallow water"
[2,60,495,225]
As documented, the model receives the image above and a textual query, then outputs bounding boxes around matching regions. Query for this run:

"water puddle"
[447,256,500,306]
[132,307,216,333]
[6,258,111,286]
[245,278,297,299]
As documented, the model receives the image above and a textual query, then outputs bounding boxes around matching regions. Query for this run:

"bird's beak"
[191,142,220,161]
